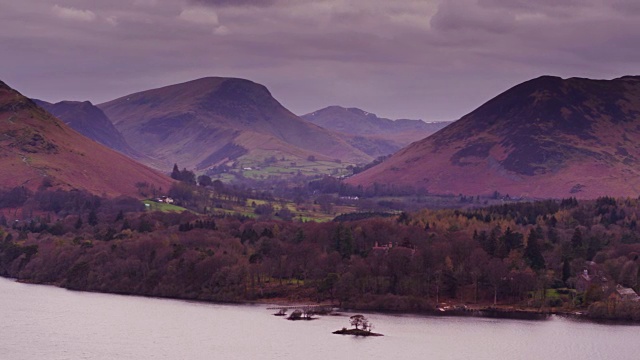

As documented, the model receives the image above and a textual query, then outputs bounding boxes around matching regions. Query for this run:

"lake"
[0,277,637,360]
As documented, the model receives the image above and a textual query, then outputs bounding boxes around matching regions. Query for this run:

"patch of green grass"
[143,200,189,213]
[234,157,352,180]
[217,197,357,223]
[545,289,561,299]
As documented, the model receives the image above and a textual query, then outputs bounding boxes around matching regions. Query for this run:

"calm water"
[0,277,638,360]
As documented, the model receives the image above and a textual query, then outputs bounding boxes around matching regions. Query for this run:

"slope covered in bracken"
[99,77,372,171]
[0,80,173,198]
[347,76,640,199]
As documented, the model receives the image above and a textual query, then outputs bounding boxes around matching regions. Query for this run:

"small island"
[287,308,317,321]
[333,315,383,336]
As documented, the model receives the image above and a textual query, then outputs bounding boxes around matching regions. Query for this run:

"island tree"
[350,314,370,331]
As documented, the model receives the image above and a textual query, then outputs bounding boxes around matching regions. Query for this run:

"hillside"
[33,99,138,157]
[347,76,640,199]
[99,78,373,173]
[0,80,173,197]
[302,106,449,157]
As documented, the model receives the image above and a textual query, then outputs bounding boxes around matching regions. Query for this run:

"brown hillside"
[99,77,372,171]
[347,76,640,199]
[0,80,173,198]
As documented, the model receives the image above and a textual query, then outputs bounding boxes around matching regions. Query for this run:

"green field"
[234,156,352,180]
[142,191,357,222]
[143,200,190,213]
[207,198,357,222]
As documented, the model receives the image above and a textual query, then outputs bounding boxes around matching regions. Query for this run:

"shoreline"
[6,277,640,325]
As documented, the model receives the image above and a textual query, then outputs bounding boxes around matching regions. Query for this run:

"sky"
[1,0,640,121]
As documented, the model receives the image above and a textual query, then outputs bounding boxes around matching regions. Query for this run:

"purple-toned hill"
[99,77,372,171]
[348,76,640,199]
[0,80,173,197]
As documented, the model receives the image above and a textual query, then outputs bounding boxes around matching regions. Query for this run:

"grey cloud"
[479,0,587,11]
[1,0,639,122]
[189,0,278,7]
[430,0,515,34]
[611,0,640,14]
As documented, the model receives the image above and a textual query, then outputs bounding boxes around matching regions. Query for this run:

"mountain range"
[28,78,450,178]
[7,73,640,201]
[347,75,640,199]
[98,77,373,172]
[302,106,449,157]
[0,80,172,198]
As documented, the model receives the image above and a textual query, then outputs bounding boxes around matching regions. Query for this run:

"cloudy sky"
[1,0,639,121]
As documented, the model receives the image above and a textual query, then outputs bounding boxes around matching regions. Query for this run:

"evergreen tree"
[524,229,545,270]
[562,258,571,284]
[570,227,585,258]
[496,227,522,258]
[171,164,181,180]
[333,224,354,259]
[571,227,583,249]
[476,230,496,256]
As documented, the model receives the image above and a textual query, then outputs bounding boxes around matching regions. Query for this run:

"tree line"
[1,191,640,318]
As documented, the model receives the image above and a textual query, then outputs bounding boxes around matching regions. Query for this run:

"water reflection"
[0,277,637,360]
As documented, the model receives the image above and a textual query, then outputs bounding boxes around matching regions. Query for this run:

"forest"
[1,186,640,321]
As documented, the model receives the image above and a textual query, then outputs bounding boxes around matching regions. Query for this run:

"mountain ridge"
[99,77,373,171]
[0,80,173,197]
[302,105,450,157]
[33,99,139,158]
[346,75,640,199]
[303,105,447,135]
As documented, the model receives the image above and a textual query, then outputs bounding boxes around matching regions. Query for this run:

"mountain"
[0,80,173,198]
[33,99,138,157]
[302,106,450,157]
[98,78,373,172]
[347,75,640,199]
[302,106,448,136]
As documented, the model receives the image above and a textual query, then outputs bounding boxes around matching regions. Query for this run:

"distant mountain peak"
[302,105,450,158]
[98,77,371,171]
[345,107,372,116]
[302,105,447,136]
[616,75,640,80]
